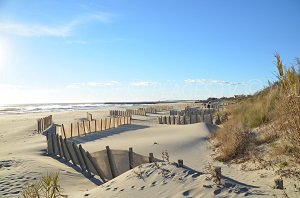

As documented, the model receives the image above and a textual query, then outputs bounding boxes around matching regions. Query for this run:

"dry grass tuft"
[21,172,66,198]
[211,53,300,163]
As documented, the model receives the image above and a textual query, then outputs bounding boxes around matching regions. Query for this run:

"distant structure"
[234,94,246,99]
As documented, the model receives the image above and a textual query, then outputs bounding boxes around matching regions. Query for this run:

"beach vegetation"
[211,53,300,163]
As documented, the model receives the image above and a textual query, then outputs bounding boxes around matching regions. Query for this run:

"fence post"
[129,147,134,169]
[59,135,67,161]
[79,145,92,177]
[71,142,85,172]
[70,123,73,138]
[106,146,117,178]
[83,121,86,136]
[178,159,183,167]
[61,124,66,139]
[64,138,76,166]
[149,153,154,163]
[55,134,62,157]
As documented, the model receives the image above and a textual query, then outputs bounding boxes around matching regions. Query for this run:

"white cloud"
[67,81,120,89]
[0,12,115,37]
[87,81,120,87]
[184,79,242,85]
[130,81,157,87]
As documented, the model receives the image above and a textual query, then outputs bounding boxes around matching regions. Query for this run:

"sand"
[0,109,299,197]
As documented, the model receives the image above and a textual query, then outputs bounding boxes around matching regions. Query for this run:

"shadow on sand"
[71,124,150,144]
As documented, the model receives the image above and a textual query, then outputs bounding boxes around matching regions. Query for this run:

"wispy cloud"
[0,12,115,37]
[184,79,242,85]
[130,81,157,87]
[67,81,120,89]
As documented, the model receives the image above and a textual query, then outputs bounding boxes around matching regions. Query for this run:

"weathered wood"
[59,135,67,161]
[77,122,80,136]
[94,120,97,132]
[178,159,183,167]
[70,123,73,138]
[71,142,85,172]
[213,166,222,184]
[47,132,54,155]
[83,121,86,136]
[79,145,92,177]
[55,134,62,157]
[149,153,154,163]
[274,179,284,189]
[61,124,66,138]
[129,147,134,169]
[64,138,76,166]
[106,146,116,178]
[51,133,56,155]
[86,151,106,182]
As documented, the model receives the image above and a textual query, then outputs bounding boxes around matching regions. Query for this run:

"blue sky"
[0,0,299,104]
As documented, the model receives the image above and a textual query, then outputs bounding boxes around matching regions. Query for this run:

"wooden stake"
[106,146,116,178]
[129,147,134,169]
[79,145,92,177]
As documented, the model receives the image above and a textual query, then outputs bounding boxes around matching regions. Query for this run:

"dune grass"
[211,53,300,162]
[21,172,66,198]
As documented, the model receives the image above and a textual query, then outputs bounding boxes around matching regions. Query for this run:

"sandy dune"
[0,110,299,197]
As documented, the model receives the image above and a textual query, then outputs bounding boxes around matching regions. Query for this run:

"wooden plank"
[70,123,73,138]
[94,120,97,132]
[51,133,56,155]
[61,124,66,139]
[106,146,116,178]
[59,135,67,161]
[77,122,80,136]
[86,151,107,182]
[149,153,154,163]
[72,142,85,172]
[64,138,76,166]
[79,145,92,177]
[83,121,86,136]
[55,134,62,157]
[129,147,133,169]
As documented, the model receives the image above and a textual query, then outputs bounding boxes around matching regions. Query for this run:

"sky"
[0,0,299,104]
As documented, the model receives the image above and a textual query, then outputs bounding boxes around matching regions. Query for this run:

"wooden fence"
[46,132,160,182]
[126,109,147,116]
[170,108,215,116]
[87,112,93,121]
[37,115,53,133]
[157,114,213,125]
[57,116,132,139]
[109,110,131,117]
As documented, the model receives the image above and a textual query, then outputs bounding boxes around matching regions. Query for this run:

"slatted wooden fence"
[37,115,53,133]
[109,110,131,117]
[46,132,161,182]
[126,109,147,116]
[58,116,132,139]
[157,114,213,125]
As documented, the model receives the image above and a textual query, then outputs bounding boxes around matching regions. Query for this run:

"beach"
[0,106,299,197]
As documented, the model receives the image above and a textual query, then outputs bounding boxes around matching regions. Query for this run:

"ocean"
[0,103,135,115]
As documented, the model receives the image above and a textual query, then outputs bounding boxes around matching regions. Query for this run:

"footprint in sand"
[113,187,118,191]
[119,189,124,192]
[140,186,145,190]
[131,186,135,189]
[105,188,111,191]
[214,188,222,195]
[151,181,157,187]
[183,190,190,196]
